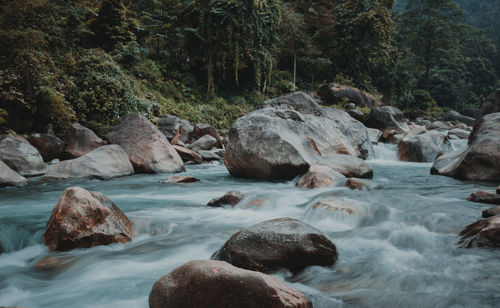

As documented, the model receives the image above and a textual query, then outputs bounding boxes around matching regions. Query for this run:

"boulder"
[157,115,194,144]
[172,145,202,164]
[304,199,366,221]
[476,89,500,121]
[467,191,500,205]
[431,113,500,181]
[106,113,184,174]
[194,123,223,148]
[398,130,453,162]
[364,106,408,133]
[440,110,475,126]
[64,123,107,158]
[224,92,373,180]
[345,178,368,190]
[458,215,500,248]
[367,128,382,144]
[44,145,134,181]
[448,128,470,139]
[318,83,376,107]
[0,160,27,187]
[207,191,244,207]
[160,176,200,184]
[483,206,500,218]
[189,135,217,152]
[149,260,312,308]
[198,150,222,161]
[347,109,364,121]
[211,217,338,273]
[43,187,134,251]
[427,121,450,131]
[296,165,347,189]
[27,134,64,162]
[406,124,427,136]
[0,135,48,177]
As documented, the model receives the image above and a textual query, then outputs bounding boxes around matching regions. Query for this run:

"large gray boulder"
[64,123,107,158]
[107,113,184,174]
[224,92,373,180]
[157,115,194,144]
[0,160,27,187]
[44,145,134,180]
[431,113,500,181]
[397,130,453,162]
[364,106,409,133]
[0,135,48,177]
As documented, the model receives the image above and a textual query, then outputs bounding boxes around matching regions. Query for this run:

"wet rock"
[160,176,200,184]
[381,129,402,144]
[318,154,373,179]
[27,134,64,162]
[0,135,48,177]
[189,135,217,152]
[345,178,368,190]
[225,92,373,180]
[441,110,475,126]
[397,130,453,162]
[0,160,27,187]
[193,123,223,148]
[304,199,367,228]
[482,206,500,218]
[43,187,134,251]
[211,217,338,273]
[172,145,203,164]
[157,115,194,144]
[458,215,500,248]
[34,256,77,273]
[448,128,470,139]
[64,123,107,158]
[467,191,500,205]
[149,260,312,308]
[44,145,134,181]
[431,113,500,181]
[367,128,382,144]
[107,113,184,174]
[207,191,244,207]
[318,83,376,107]
[296,165,347,189]
[364,106,408,133]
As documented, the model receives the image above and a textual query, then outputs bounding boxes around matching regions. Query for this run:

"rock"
[452,123,470,131]
[467,191,500,205]
[189,135,217,152]
[304,198,365,221]
[149,260,312,308]
[172,145,202,164]
[64,123,107,158]
[42,187,134,251]
[345,178,368,190]
[0,160,27,187]
[0,135,48,177]
[397,130,453,162]
[193,123,223,148]
[296,165,347,189]
[497,186,500,194]
[448,128,470,139]
[160,176,200,184]
[170,126,183,145]
[346,103,356,110]
[198,150,223,161]
[27,134,64,162]
[34,256,77,273]
[211,217,338,273]
[44,145,134,181]
[157,115,194,144]
[367,128,382,144]
[458,215,500,248]
[427,121,450,131]
[225,92,373,180]
[0,243,3,254]
[318,83,376,107]
[440,110,475,126]
[482,206,500,218]
[406,124,427,136]
[106,113,185,174]
[476,89,500,121]
[347,109,364,121]
[207,191,244,207]
[364,106,408,133]
[414,117,432,127]
[431,113,500,181]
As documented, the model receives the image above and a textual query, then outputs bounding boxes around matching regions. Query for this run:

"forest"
[0,0,498,136]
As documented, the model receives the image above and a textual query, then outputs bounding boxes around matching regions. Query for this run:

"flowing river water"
[0,143,499,307]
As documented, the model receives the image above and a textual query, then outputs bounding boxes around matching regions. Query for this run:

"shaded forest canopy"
[0,0,498,136]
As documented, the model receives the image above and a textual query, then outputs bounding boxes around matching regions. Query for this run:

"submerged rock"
[224,92,373,180]
[43,187,134,251]
[397,130,453,162]
[107,113,184,174]
[211,217,338,273]
[296,165,347,189]
[44,145,134,181]
[27,133,64,162]
[458,216,500,248]
[64,123,107,158]
[467,191,500,205]
[160,176,200,184]
[149,260,312,308]
[0,135,48,177]
[0,160,27,187]
[345,178,368,190]
[207,191,244,207]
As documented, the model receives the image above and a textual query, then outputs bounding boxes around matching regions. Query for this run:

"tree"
[91,0,136,51]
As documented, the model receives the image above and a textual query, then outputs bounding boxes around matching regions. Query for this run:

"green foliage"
[412,89,432,111]
[91,0,136,51]
[0,108,7,126]
[37,86,75,135]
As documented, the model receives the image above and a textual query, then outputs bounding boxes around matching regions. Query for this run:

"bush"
[412,89,433,111]
[36,86,75,136]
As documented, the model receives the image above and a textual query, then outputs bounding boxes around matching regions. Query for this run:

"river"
[0,143,499,307]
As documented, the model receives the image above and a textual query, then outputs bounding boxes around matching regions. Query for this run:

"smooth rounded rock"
[207,191,244,207]
[364,106,408,133]
[398,130,453,162]
[27,133,64,162]
[64,123,107,158]
[0,160,27,187]
[0,135,48,177]
[467,191,500,205]
[296,165,347,189]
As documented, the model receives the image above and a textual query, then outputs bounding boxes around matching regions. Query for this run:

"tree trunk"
[206,45,214,102]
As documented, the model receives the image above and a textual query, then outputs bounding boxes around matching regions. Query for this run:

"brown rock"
[0,135,48,177]
[34,256,77,273]
[160,176,200,184]
[149,260,312,308]
[170,126,183,145]
[211,218,338,273]
[482,206,500,218]
[172,145,202,164]
[458,215,500,248]
[207,191,244,207]
[467,190,500,205]
[397,130,453,162]
[157,115,194,144]
[296,165,347,189]
[106,113,184,174]
[64,123,107,158]
[345,178,367,190]
[27,134,64,162]
[42,187,134,251]
[193,123,223,148]
[0,160,27,188]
